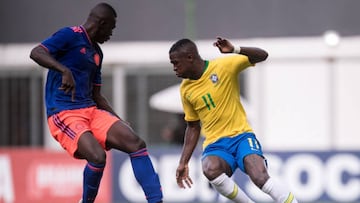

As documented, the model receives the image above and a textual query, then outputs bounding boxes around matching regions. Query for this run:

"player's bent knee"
[202,162,223,180]
[130,138,147,152]
[249,172,269,188]
[86,149,107,164]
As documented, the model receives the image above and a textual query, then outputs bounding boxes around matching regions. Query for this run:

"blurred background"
[0,0,359,203]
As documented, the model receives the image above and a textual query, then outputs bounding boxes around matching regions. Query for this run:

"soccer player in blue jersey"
[30,3,163,203]
[169,37,298,203]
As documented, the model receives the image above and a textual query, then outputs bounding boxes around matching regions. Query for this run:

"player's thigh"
[105,120,146,153]
[89,108,141,153]
[202,138,238,178]
[76,131,106,163]
[236,133,264,172]
[48,109,96,158]
[244,154,269,187]
[202,155,233,180]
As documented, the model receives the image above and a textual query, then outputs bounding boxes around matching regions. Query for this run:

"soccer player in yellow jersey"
[169,37,298,203]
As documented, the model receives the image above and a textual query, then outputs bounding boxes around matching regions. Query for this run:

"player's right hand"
[176,164,193,189]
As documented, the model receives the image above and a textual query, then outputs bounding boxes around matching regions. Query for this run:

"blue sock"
[82,162,105,203]
[130,148,163,203]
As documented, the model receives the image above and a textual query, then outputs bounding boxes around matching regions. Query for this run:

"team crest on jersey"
[210,74,219,84]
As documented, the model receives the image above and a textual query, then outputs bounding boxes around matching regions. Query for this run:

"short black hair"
[101,2,117,17]
[169,38,197,54]
[92,2,117,18]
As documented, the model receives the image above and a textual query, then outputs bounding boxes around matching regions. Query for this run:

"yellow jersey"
[180,55,254,148]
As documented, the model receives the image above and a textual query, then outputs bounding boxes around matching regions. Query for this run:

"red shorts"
[47,106,119,157]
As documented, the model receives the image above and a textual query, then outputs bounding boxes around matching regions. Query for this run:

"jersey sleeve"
[41,27,74,56]
[222,55,253,74]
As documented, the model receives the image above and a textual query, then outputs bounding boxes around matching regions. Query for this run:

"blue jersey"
[41,26,103,117]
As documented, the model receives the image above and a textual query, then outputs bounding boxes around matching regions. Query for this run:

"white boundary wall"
[1,36,359,150]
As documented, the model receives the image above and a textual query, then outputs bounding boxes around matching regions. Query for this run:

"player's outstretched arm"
[213,36,268,64]
[236,46,268,64]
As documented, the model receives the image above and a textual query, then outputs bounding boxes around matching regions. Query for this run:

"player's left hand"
[213,36,234,53]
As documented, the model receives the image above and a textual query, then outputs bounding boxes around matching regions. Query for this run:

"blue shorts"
[202,132,264,173]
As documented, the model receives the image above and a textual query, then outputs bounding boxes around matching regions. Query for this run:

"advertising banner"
[0,148,110,203]
[1,147,358,203]
[112,147,360,203]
